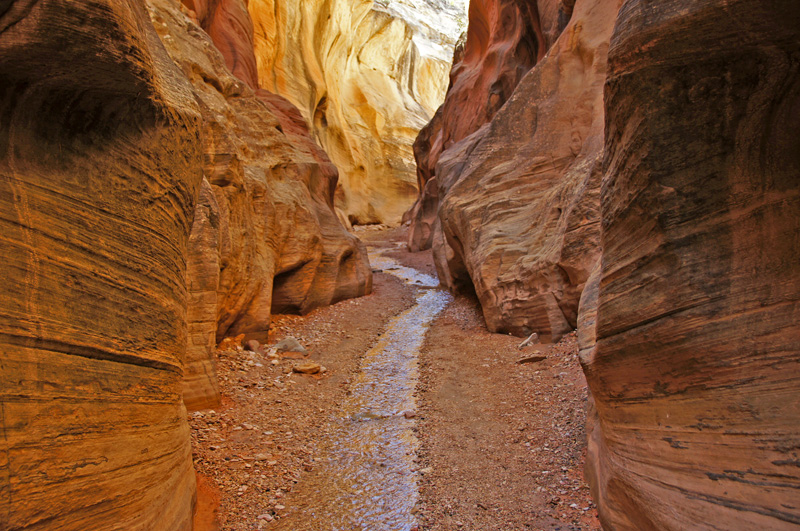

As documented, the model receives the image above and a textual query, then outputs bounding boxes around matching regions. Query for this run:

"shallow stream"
[272,253,451,530]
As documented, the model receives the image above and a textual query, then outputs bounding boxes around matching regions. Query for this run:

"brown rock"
[218,333,246,351]
[147,0,372,348]
[184,178,222,411]
[292,362,322,375]
[243,339,261,352]
[180,0,260,89]
[583,1,800,529]
[0,0,199,527]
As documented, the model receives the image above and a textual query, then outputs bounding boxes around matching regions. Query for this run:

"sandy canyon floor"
[190,226,600,531]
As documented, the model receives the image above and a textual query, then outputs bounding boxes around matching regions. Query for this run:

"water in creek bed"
[272,253,451,531]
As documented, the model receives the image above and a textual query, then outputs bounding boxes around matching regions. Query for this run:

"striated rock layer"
[411,0,613,341]
[249,0,463,224]
[581,1,800,529]
[1,0,374,527]
[0,0,199,527]
[149,0,372,408]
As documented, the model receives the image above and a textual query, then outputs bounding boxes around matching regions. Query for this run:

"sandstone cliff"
[149,0,373,410]
[410,0,610,341]
[406,0,556,251]
[248,0,463,224]
[0,1,199,527]
[581,1,800,528]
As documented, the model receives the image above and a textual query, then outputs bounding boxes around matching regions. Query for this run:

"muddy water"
[272,254,451,531]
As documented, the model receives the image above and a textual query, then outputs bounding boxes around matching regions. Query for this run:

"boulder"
[0,0,199,527]
[583,1,800,528]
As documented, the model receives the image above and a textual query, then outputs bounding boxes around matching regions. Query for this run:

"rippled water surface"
[272,253,451,531]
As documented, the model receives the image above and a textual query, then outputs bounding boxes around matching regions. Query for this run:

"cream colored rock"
[249,0,463,224]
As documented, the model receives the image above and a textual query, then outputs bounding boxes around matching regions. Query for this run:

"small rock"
[517,355,547,364]
[401,410,416,419]
[275,337,307,354]
[292,362,321,374]
[244,339,260,352]
[218,333,245,351]
[419,467,433,475]
[274,504,285,510]
[517,332,540,349]
[257,514,274,521]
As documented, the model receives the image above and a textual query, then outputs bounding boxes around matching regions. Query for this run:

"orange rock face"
[581,1,800,528]
[411,0,614,341]
[0,0,199,527]
[149,0,372,407]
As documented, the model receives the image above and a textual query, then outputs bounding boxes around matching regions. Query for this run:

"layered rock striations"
[149,0,372,408]
[249,0,463,224]
[582,1,800,528]
[1,0,374,526]
[0,0,200,527]
[411,0,613,341]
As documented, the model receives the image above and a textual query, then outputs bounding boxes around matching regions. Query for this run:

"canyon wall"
[407,0,550,251]
[0,0,199,527]
[1,0,374,526]
[151,0,372,409]
[410,0,611,341]
[416,0,800,527]
[248,0,463,224]
[581,1,800,528]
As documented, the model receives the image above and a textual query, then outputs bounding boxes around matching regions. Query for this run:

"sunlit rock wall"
[581,1,800,528]
[0,0,199,527]
[249,0,463,224]
[150,0,373,409]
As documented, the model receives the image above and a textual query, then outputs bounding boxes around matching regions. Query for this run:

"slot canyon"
[0,0,798,529]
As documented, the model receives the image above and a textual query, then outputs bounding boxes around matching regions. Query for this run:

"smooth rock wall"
[415,0,614,341]
[249,0,462,224]
[0,0,199,527]
[582,1,800,528]
[149,0,372,408]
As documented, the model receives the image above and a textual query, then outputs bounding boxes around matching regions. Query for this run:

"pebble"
[292,362,321,374]
[275,337,307,354]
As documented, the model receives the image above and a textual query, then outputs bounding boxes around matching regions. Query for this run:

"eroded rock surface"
[582,1,800,529]
[0,1,199,527]
[249,0,463,224]
[149,0,372,406]
[411,0,613,341]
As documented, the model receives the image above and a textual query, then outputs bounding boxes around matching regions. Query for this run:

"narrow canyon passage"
[271,251,450,530]
[191,227,598,530]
